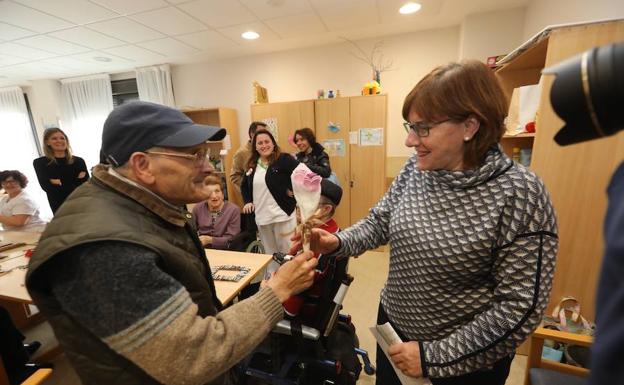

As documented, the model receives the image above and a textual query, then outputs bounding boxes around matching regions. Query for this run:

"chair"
[227,213,264,254]
[0,359,53,385]
[524,326,593,385]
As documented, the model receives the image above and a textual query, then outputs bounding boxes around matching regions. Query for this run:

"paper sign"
[360,128,383,146]
[349,131,359,145]
[261,117,279,139]
[223,134,231,150]
[322,139,346,157]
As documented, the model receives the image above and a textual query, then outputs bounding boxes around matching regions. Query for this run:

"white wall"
[23,79,62,145]
[172,27,459,158]
[459,7,526,61]
[523,0,624,39]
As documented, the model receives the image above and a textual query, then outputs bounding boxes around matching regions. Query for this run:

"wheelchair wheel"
[246,240,264,254]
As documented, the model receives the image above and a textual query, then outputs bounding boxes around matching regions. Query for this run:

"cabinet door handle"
[350,180,354,188]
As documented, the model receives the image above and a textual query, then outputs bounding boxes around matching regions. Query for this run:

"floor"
[28,250,527,385]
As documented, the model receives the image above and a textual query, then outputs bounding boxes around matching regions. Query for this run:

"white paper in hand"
[369,323,431,385]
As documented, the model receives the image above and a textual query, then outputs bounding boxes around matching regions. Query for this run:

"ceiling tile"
[217,22,280,43]
[90,0,169,15]
[240,0,313,19]
[178,0,257,28]
[2,62,74,78]
[0,22,37,41]
[130,7,207,36]
[50,27,126,49]
[176,30,236,50]
[13,0,119,24]
[137,37,199,56]
[41,56,104,71]
[264,12,327,38]
[377,0,444,23]
[103,45,166,61]
[16,35,90,55]
[0,2,73,33]
[0,42,58,60]
[0,53,29,67]
[71,51,134,70]
[312,0,379,31]
[87,18,165,43]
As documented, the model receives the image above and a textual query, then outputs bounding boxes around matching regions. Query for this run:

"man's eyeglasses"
[403,118,452,137]
[145,150,210,166]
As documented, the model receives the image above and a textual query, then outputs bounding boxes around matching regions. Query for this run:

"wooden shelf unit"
[496,20,624,321]
[181,107,241,207]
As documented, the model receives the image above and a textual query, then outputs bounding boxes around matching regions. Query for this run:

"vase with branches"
[342,37,394,86]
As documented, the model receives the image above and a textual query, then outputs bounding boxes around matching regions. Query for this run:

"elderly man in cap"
[26,101,317,385]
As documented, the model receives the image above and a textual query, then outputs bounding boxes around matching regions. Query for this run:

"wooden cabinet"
[181,107,241,207]
[250,100,315,151]
[496,20,624,319]
[251,95,387,228]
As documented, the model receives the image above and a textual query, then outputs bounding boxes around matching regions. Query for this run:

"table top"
[0,231,39,303]
[0,232,272,306]
[205,249,272,305]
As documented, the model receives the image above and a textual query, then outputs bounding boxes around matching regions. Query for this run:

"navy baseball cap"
[101,101,226,167]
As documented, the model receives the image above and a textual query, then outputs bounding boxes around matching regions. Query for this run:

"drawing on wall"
[322,139,346,157]
[261,117,279,138]
[359,127,383,146]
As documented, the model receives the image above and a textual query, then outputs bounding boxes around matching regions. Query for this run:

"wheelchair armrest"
[273,320,320,340]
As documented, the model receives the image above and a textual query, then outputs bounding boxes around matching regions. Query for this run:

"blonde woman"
[33,128,89,213]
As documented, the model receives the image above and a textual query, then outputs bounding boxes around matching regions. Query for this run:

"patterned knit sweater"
[335,147,558,378]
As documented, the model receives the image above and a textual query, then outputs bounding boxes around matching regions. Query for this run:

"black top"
[241,153,299,216]
[589,162,624,385]
[295,143,331,178]
[33,156,89,213]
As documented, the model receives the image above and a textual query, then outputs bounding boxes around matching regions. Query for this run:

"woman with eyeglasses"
[0,170,47,232]
[241,129,299,276]
[292,61,558,385]
[33,128,89,213]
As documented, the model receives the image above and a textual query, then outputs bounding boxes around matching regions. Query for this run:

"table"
[0,233,272,306]
[205,249,272,305]
[0,231,39,304]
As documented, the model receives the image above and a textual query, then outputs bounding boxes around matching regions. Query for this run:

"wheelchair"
[241,250,375,385]
[227,213,265,254]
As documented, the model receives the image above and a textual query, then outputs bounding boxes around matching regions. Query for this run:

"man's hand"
[199,235,213,246]
[78,171,87,179]
[266,252,317,302]
[50,178,62,186]
[289,228,339,256]
[388,341,423,378]
[242,203,255,214]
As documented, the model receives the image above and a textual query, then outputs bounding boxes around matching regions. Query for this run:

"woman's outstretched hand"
[289,228,340,255]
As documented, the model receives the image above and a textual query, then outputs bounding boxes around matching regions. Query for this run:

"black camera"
[545,42,624,146]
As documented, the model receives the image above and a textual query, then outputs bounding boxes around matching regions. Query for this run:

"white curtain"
[60,74,114,170]
[0,86,52,219]
[136,64,175,107]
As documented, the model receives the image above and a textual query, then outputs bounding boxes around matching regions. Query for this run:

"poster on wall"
[322,139,346,157]
[261,117,279,139]
[359,128,383,146]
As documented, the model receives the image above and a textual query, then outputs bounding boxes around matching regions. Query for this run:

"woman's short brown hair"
[402,60,508,168]
[294,127,317,147]
[0,170,29,188]
[203,175,223,190]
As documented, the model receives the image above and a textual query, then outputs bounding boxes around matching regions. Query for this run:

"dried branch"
[340,36,395,75]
